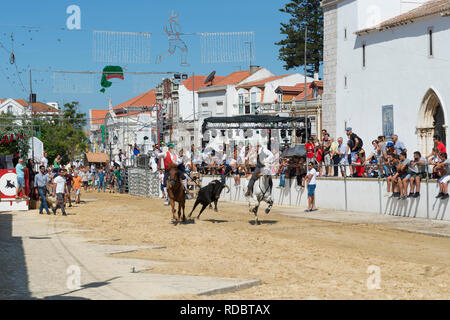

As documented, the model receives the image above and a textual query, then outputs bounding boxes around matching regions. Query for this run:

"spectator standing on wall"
[305,137,315,164]
[329,137,339,177]
[336,137,348,177]
[346,128,363,175]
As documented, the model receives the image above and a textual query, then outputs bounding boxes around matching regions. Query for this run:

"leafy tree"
[275,0,323,76]
[33,101,87,165]
[0,112,30,158]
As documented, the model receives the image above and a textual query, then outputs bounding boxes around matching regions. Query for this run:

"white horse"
[245,174,274,225]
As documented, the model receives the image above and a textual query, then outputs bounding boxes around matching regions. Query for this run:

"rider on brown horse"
[157,143,192,205]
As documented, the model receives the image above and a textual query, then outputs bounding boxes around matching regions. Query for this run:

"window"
[362,43,366,68]
[278,93,283,102]
[382,105,394,138]
[344,28,348,40]
[238,94,244,114]
[251,92,257,114]
[7,105,13,113]
[344,75,348,89]
[428,27,434,57]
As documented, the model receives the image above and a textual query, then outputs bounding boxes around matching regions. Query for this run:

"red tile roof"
[237,74,294,89]
[113,89,157,110]
[90,110,109,125]
[182,75,209,91]
[277,81,323,94]
[294,82,323,101]
[356,0,450,35]
[213,71,252,86]
[0,99,59,113]
[31,102,59,113]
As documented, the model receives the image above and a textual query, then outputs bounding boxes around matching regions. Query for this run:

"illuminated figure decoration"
[156,11,189,66]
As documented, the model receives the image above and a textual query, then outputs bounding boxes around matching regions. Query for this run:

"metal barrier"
[127,168,160,198]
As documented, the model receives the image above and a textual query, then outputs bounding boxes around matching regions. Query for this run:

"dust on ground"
[63,191,449,300]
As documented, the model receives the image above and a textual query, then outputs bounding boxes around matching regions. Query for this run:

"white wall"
[336,1,450,152]
[0,99,26,116]
[201,176,450,221]
[179,85,198,121]
[262,74,314,103]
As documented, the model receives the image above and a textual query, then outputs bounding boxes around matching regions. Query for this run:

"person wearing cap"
[244,143,275,197]
[346,127,363,175]
[157,143,191,204]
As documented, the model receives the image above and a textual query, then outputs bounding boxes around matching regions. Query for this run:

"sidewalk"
[274,206,450,238]
[0,211,260,300]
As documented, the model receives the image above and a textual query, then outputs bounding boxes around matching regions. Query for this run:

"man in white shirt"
[305,161,318,213]
[245,144,275,197]
[52,168,68,216]
[41,152,49,169]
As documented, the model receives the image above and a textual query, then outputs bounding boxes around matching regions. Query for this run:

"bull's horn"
[224,184,230,193]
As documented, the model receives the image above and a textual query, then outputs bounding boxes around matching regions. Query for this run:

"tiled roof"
[277,81,323,94]
[113,89,157,110]
[213,70,252,86]
[31,102,59,113]
[182,75,209,91]
[356,0,450,35]
[294,82,323,101]
[85,152,109,163]
[237,74,294,89]
[0,99,59,113]
[90,110,109,125]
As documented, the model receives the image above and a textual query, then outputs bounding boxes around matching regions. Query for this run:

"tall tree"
[33,101,87,164]
[275,0,323,77]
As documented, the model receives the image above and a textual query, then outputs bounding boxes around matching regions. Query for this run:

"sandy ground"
[63,190,450,300]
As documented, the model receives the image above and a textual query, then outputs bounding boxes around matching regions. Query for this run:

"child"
[72,171,82,204]
[277,159,288,189]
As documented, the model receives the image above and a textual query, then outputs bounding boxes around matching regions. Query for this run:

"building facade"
[322,0,450,154]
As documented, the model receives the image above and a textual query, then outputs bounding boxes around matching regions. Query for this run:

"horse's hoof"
[265,209,270,214]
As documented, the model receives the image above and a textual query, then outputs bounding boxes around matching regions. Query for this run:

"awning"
[85,152,109,163]
[201,115,311,133]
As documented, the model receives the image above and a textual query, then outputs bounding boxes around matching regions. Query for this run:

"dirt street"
[64,191,449,300]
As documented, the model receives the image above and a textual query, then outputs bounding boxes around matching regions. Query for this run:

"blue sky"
[0,0,308,115]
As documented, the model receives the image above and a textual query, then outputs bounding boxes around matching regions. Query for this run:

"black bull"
[188,180,230,219]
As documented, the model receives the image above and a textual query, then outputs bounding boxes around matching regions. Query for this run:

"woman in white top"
[305,162,318,213]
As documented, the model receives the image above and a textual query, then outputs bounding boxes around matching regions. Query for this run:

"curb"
[197,279,262,296]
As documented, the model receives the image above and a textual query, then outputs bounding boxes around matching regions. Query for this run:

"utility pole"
[29,69,35,164]
[304,25,309,148]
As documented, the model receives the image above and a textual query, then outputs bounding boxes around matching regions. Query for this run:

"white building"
[0,98,59,117]
[322,0,450,155]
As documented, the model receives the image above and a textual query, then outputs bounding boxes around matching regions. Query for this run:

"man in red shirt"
[434,135,447,154]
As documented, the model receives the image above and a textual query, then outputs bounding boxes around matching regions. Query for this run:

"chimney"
[250,65,260,75]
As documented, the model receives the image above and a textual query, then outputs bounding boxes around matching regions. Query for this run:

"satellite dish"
[204,71,216,84]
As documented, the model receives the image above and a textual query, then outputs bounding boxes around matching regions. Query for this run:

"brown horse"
[166,165,186,223]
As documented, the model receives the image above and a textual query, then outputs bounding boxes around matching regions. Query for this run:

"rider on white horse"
[245,143,275,197]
